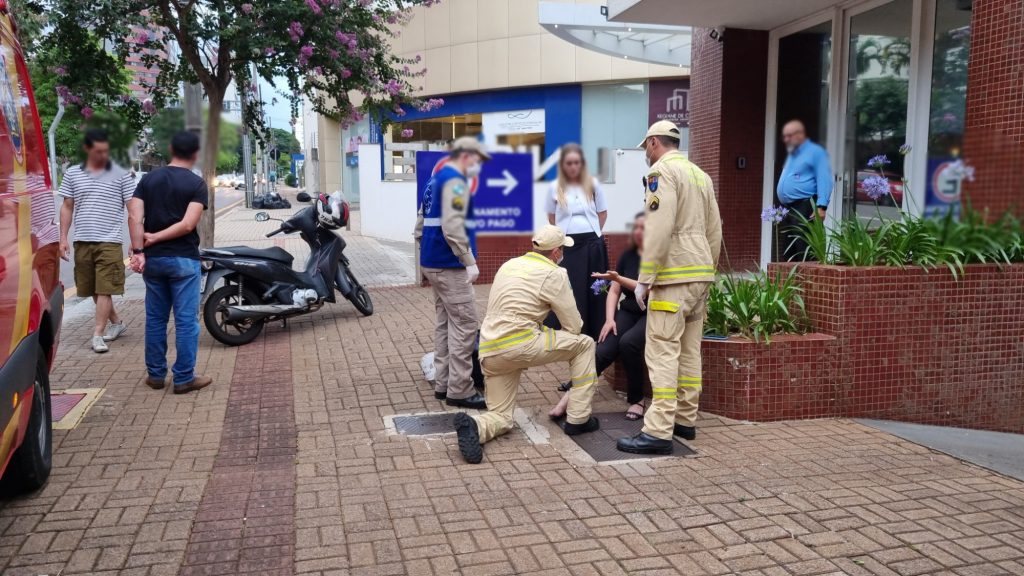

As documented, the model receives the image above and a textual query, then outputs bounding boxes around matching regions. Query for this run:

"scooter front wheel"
[204,285,265,346]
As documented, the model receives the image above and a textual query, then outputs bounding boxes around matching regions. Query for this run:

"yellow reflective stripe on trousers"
[572,373,597,388]
[649,300,680,313]
[678,375,702,388]
[545,327,555,351]
[652,387,676,399]
[479,329,534,352]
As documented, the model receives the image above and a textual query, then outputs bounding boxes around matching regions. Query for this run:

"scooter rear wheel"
[204,285,265,346]
[345,268,374,316]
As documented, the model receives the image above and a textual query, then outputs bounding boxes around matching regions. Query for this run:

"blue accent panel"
[393,85,582,180]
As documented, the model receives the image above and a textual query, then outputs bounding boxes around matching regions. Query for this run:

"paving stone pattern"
[179,329,297,576]
[2,217,1024,575]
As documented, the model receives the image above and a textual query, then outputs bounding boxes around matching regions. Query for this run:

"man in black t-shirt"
[127,131,212,394]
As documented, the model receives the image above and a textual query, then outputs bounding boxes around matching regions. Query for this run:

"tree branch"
[157,0,218,91]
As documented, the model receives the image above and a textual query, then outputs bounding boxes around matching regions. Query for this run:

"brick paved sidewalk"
[3,217,1024,575]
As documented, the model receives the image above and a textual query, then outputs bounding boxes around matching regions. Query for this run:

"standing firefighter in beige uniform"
[617,120,722,456]
[415,137,489,410]
[453,225,601,464]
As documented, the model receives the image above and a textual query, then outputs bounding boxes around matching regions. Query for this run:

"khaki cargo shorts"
[74,242,125,297]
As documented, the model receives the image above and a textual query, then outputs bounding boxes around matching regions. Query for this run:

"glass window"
[581,82,649,181]
[924,0,971,218]
[843,0,912,225]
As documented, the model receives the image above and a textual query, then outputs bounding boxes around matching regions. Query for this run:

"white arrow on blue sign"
[487,169,518,196]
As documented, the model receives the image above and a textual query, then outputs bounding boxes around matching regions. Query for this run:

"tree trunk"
[198,89,223,248]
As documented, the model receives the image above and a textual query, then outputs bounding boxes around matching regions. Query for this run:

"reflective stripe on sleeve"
[422,217,477,229]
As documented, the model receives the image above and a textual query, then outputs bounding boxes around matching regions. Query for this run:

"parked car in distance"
[0,3,63,494]
[856,170,904,207]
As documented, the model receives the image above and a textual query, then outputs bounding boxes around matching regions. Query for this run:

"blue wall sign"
[416,151,534,233]
[395,85,582,180]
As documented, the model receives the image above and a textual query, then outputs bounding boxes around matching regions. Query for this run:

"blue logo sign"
[416,151,533,233]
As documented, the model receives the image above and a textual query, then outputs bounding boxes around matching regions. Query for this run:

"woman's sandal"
[624,403,645,421]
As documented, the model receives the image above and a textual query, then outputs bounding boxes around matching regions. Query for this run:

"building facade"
[609,0,1018,268]
[331,0,694,280]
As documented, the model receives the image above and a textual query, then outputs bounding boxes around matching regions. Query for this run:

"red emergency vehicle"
[0,1,63,494]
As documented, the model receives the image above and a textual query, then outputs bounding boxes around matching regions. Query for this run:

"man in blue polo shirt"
[776,120,833,261]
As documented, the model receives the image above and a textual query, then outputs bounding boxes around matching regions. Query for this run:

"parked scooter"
[200,191,373,346]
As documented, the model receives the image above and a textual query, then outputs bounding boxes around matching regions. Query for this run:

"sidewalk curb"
[215,197,245,218]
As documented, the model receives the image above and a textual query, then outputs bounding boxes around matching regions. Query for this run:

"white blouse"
[545,179,608,236]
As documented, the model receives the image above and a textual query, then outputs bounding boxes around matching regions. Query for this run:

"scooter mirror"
[254,212,270,222]
[296,192,311,202]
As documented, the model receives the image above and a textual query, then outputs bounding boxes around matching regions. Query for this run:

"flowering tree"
[42,0,441,244]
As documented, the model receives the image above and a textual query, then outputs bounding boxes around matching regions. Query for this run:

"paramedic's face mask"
[465,155,483,178]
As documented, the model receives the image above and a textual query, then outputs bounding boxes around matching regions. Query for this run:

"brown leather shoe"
[173,375,212,394]
[145,376,166,390]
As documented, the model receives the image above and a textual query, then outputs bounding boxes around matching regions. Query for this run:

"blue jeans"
[143,256,201,386]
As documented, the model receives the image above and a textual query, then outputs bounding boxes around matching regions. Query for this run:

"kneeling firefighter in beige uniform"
[617,120,722,455]
[454,225,601,464]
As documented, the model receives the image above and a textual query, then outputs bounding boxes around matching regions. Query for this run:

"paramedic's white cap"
[532,225,574,251]
[637,120,682,148]
[451,136,491,160]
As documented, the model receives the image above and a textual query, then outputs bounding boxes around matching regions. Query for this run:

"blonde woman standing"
[544,143,609,341]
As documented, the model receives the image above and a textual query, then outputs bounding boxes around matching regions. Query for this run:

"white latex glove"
[466,264,480,284]
[634,283,649,311]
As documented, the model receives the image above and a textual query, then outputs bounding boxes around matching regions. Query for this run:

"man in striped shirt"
[58,129,136,353]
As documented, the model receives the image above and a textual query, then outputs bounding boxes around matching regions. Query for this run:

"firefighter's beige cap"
[531,225,574,251]
[637,120,682,148]
[451,136,491,160]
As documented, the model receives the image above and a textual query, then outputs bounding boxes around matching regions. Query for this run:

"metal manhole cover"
[568,412,696,462]
[393,413,455,436]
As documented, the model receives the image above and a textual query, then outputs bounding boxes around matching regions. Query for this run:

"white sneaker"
[91,336,109,353]
[103,322,127,342]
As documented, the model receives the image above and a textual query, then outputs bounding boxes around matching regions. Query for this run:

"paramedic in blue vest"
[414,136,490,410]
[776,120,833,261]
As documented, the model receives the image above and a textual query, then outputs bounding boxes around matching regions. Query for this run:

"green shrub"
[704,267,806,343]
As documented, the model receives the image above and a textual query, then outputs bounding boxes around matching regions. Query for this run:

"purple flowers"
[867,155,891,169]
[135,31,149,44]
[862,175,891,201]
[415,98,444,112]
[288,22,304,43]
[81,106,94,119]
[590,279,609,295]
[760,205,789,224]
[305,0,322,15]
[947,160,976,183]
[141,99,157,114]
[401,128,414,138]
[265,47,276,56]
[299,44,314,65]
[53,66,66,76]
[384,78,401,96]
[241,3,253,14]
[899,143,912,156]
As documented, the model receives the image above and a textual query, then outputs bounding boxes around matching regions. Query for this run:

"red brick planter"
[700,333,840,421]
[609,263,1024,434]
[758,262,1024,433]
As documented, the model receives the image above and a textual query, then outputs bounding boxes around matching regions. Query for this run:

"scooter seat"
[210,245,294,264]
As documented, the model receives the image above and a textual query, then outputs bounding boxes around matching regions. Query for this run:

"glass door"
[775,22,833,187]
[840,0,914,225]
